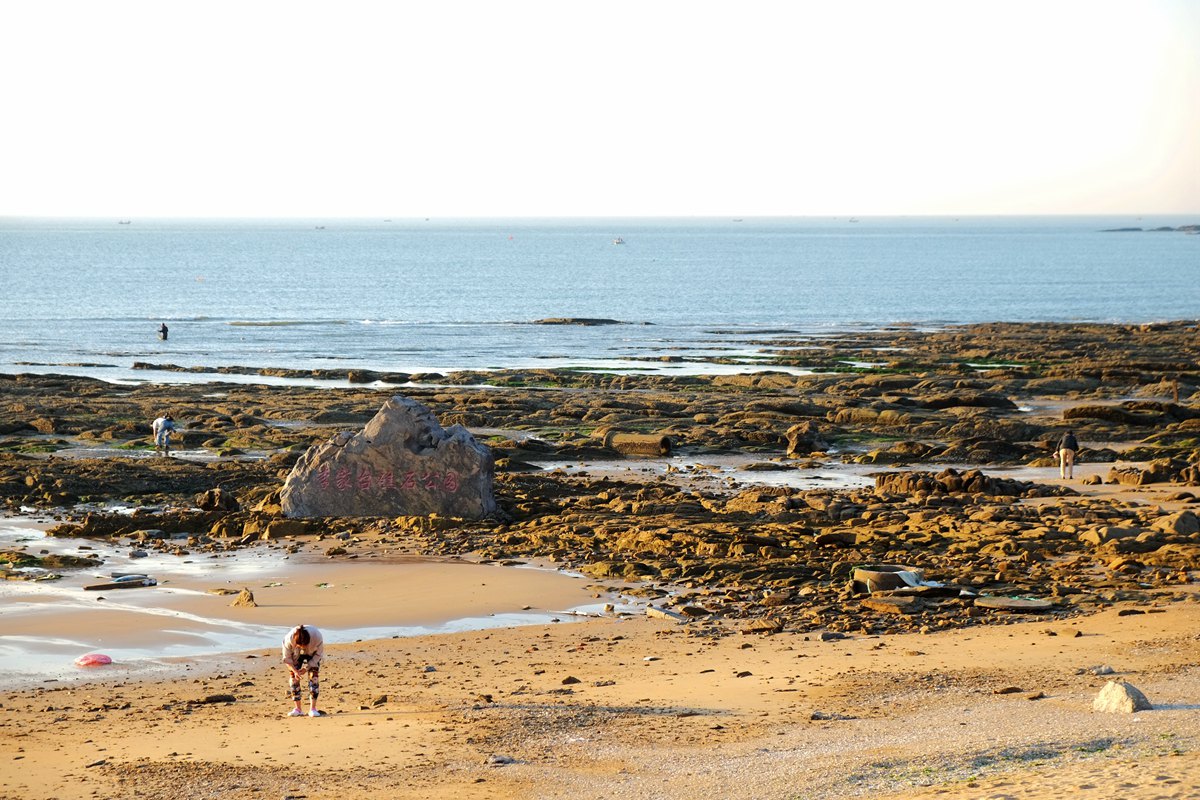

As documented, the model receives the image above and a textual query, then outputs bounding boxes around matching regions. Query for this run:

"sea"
[1,216,1196,384]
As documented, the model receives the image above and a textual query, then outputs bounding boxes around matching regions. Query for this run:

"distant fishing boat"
[612,237,625,245]
[118,220,131,225]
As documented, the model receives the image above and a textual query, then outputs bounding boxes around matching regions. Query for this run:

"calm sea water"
[1,216,1196,383]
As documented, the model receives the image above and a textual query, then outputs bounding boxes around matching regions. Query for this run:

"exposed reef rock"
[280,396,497,519]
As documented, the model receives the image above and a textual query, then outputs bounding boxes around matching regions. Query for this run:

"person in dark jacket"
[1057,430,1079,479]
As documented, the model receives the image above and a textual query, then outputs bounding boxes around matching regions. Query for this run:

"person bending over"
[1057,429,1079,480]
[282,624,325,717]
[151,415,177,456]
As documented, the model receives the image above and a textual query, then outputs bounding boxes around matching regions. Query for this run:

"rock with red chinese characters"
[280,395,497,519]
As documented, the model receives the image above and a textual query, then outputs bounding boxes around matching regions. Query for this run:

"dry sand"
[1,583,1197,799]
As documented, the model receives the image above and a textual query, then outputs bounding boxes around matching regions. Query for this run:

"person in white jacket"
[282,624,325,717]
[150,415,177,456]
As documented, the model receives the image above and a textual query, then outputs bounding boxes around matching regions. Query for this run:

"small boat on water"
[612,237,625,245]
[84,575,157,591]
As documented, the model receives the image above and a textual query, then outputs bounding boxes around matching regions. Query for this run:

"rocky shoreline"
[3,321,1198,638]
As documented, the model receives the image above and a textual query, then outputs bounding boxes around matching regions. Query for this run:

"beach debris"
[593,427,672,456]
[851,564,924,594]
[230,587,257,607]
[810,711,854,721]
[74,653,113,668]
[83,575,157,591]
[485,754,517,766]
[1092,680,1153,713]
[280,395,497,519]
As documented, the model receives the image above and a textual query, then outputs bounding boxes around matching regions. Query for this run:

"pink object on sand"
[74,653,113,667]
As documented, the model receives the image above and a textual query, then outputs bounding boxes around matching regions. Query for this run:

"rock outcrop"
[280,396,496,519]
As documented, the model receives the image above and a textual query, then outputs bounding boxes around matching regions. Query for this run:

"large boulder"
[280,396,496,519]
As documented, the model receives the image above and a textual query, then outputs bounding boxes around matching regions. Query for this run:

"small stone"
[230,588,256,608]
[200,694,236,704]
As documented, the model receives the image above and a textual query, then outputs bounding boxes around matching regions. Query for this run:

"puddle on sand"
[0,517,618,689]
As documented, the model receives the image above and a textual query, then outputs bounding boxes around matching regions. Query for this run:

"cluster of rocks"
[25,462,1199,634]
[1,321,1198,635]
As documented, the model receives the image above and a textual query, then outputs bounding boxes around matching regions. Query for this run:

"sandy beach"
[1,587,1197,800]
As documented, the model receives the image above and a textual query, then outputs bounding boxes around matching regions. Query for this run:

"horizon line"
[4,212,1199,221]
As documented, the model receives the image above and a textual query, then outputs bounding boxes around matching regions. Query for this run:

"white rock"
[1092,680,1152,713]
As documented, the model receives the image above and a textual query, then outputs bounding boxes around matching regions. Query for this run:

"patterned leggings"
[289,666,320,702]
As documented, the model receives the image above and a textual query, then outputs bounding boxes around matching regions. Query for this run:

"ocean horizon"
[1,215,1196,384]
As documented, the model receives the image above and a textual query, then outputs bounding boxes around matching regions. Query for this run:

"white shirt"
[281,625,325,668]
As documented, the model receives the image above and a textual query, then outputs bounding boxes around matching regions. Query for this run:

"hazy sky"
[3,1,1197,217]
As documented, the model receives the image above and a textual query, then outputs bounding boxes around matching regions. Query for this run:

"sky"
[2,1,1197,217]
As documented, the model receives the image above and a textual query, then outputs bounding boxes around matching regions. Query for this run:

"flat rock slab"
[974,596,1055,612]
[280,395,496,519]
[861,595,923,614]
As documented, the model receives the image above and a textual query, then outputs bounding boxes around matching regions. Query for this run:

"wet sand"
[0,518,605,688]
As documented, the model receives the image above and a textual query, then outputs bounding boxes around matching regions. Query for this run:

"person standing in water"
[1057,429,1079,480]
[158,322,169,340]
[282,624,325,717]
